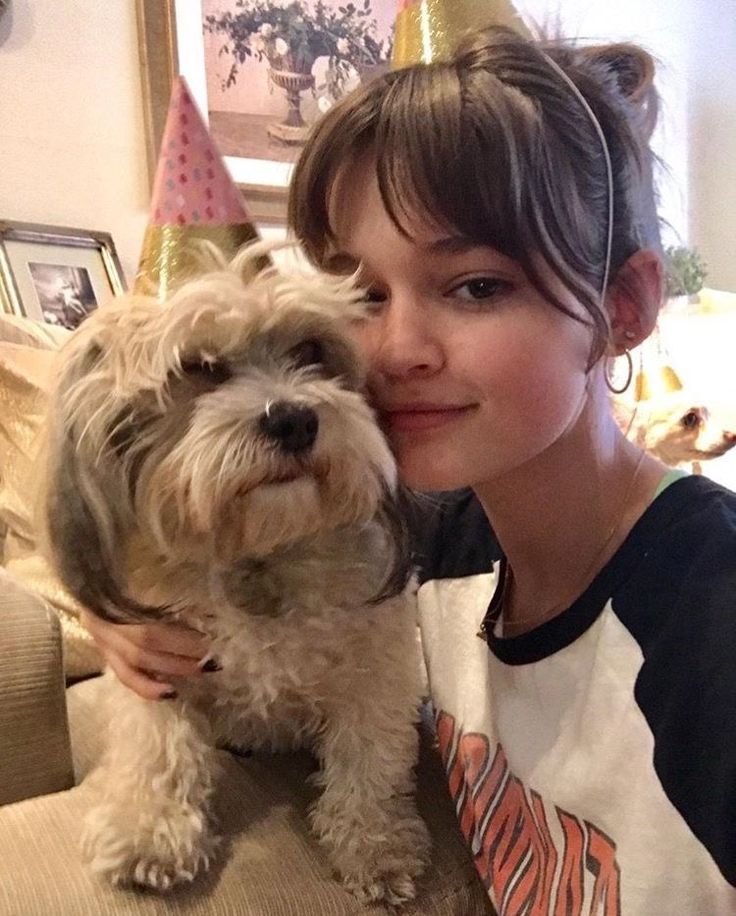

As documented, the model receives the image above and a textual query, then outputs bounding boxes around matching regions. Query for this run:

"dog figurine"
[617,393,736,472]
[42,243,429,904]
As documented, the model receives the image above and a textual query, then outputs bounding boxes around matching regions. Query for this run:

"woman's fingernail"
[201,658,222,673]
[161,690,178,700]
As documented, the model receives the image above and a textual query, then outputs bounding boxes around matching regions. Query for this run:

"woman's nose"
[366,296,444,380]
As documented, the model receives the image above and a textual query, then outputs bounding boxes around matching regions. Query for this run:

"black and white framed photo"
[0,221,126,330]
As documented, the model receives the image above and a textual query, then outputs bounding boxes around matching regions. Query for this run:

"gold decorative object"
[392,0,530,69]
[634,365,684,401]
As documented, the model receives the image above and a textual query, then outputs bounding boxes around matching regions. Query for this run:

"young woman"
[83,27,736,913]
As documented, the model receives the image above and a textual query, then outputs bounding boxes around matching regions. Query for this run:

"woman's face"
[327,166,596,492]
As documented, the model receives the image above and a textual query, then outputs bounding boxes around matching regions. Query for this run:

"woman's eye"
[453,277,510,303]
[289,339,325,368]
[361,287,387,309]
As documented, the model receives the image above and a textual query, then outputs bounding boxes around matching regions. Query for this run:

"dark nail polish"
[161,690,178,700]
[201,659,222,673]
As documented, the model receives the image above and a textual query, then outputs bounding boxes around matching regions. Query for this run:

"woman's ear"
[607,249,663,354]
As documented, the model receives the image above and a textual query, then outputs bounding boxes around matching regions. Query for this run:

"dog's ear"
[369,484,414,604]
[43,339,163,624]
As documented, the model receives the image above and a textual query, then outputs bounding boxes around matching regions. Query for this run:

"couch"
[0,314,493,915]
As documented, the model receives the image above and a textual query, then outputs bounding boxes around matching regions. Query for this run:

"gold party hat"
[392,0,531,68]
[135,77,260,299]
[634,364,684,401]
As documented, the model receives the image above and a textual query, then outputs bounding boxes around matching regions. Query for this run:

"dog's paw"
[343,869,419,907]
[81,801,217,891]
[339,831,427,907]
[315,803,430,907]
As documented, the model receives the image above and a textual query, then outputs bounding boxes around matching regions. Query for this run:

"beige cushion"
[0,568,74,805]
[0,677,493,915]
[0,318,102,679]
[0,312,70,350]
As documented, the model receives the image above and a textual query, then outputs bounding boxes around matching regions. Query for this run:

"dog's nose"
[259,401,319,453]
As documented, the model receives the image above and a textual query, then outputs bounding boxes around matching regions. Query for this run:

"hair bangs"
[368,64,605,349]
[290,26,661,365]
[291,62,532,267]
[360,63,535,263]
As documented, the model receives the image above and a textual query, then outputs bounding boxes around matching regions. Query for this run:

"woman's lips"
[380,404,475,432]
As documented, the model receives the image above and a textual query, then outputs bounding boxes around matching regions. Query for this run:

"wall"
[518,0,691,252]
[686,3,736,290]
[517,0,736,289]
[0,0,733,288]
[0,0,149,283]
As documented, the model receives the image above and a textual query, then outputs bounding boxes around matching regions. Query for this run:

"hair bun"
[580,42,658,138]
[580,42,655,104]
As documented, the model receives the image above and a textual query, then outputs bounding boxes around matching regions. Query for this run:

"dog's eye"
[180,359,232,385]
[289,339,324,369]
[681,410,701,430]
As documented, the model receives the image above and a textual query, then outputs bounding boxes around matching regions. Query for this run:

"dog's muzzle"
[259,401,319,454]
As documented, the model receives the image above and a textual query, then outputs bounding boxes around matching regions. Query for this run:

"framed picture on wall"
[0,221,126,330]
[136,0,394,224]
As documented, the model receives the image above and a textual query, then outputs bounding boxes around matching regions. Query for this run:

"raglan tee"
[412,475,736,915]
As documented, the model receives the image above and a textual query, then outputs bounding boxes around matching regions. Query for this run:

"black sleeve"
[404,488,501,585]
[612,478,736,886]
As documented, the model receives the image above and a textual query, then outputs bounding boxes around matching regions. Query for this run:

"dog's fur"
[616,393,736,470]
[42,243,429,904]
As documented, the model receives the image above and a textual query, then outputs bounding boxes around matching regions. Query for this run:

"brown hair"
[288,27,661,365]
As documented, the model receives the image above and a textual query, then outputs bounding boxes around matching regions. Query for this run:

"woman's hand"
[80,608,211,700]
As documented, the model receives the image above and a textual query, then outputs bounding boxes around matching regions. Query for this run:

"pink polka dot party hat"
[135,76,260,298]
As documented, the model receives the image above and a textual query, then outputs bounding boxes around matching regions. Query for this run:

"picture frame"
[137,0,288,224]
[0,221,127,330]
[136,0,394,226]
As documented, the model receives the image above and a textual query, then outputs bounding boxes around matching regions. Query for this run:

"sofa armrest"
[0,570,74,805]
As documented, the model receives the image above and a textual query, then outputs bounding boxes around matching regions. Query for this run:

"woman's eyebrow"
[425,236,485,255]
[425,237,519,274]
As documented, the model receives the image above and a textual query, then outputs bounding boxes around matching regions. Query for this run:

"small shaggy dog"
[42,244,429,904]
[617,394,736,471]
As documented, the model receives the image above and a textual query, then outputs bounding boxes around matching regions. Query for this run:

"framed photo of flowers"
[136,0,394,224]
[0,221,126,330]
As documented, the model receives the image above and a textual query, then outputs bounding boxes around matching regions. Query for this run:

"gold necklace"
[478,448,647,640]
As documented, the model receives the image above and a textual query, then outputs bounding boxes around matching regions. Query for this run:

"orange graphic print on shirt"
[436,710,621,916]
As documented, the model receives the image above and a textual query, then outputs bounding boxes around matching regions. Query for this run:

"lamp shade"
[634,365,684,401]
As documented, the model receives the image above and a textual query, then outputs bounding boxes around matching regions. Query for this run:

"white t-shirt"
[412,475,736,915]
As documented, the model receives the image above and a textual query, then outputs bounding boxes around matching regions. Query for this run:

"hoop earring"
[605,349,633,395]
